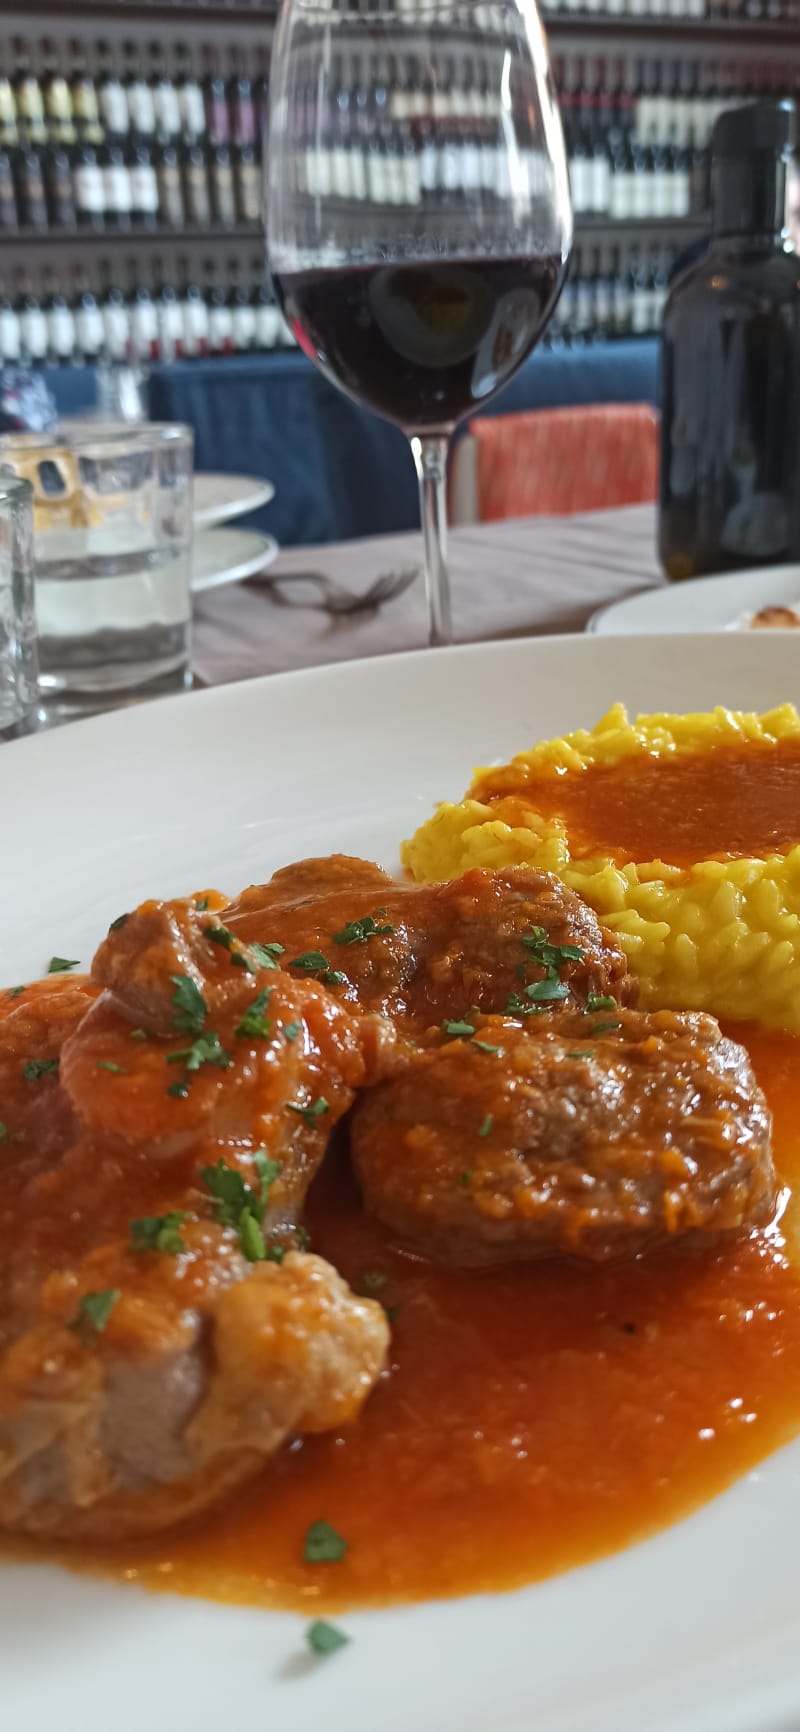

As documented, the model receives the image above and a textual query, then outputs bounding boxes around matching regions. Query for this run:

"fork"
[265,565,419,616]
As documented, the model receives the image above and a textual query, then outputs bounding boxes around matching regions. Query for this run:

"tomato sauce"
[473,739,800,867]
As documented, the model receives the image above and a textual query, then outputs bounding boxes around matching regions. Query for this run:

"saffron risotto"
[401,703,800,1032]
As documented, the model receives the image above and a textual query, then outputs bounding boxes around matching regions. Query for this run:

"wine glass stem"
[411,433,452,648]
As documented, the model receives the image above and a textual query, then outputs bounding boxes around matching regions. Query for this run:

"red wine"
[274,254,566,431]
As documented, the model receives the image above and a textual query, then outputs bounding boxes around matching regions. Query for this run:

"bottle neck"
[712,152,789,242]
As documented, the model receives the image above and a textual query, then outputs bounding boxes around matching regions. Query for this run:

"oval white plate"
[4,632,800,1732]
[590,564,800,635]
[193,473,275,530]
[192,526,279,594]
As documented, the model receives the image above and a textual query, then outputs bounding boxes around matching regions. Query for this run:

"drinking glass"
[267,0,572,645]
[0,423,193,712]
[0,476,38,740]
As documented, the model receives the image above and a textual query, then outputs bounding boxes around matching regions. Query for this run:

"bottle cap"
[712,100,796,161]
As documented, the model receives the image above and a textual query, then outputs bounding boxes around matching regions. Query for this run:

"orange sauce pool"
[473,738,800,867]
[25,1020,800,1612]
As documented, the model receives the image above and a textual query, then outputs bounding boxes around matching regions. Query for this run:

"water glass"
[0,423,193,710]
[0,476,38,740]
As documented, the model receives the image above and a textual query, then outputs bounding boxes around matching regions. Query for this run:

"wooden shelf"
[2,222,263,245]
[542,10,800,42]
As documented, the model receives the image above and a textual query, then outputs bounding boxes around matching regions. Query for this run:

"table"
[192,503,664,689]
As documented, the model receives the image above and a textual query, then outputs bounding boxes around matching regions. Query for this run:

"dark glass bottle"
[41,38,75,146]
[156,137,186,228]
[100,139,132,231]
[234,140,261,224]
[208,140,236,226]
[13,143,47,230]
[182,136,212,227]
[12,38,46,148]
[128,136,159,230]
[0,146,18,231]
[43,140,77,229]
[72,138,105,231]
[68,38,102,146]
[660,101,800,582]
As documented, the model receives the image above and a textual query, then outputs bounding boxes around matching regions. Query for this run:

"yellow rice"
[401,703,800,1032]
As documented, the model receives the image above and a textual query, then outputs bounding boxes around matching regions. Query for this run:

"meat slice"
[225,855,637,1026]
[350,1008,776,1265]
[0,896,392,1541]
[0,1240,388,1541]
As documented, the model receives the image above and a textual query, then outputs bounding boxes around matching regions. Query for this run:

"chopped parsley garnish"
[460,1171,473,1188]
[6,986,24,1000]
[474,1040,501,1055]
[522,930,585,975]
[250,940,284,969]
[195,895,210,911]
[283,1021,301,1043]
[170,973,207,1035]
[235,988,273,1041]
[167,1032,233,1073]
[303,1519,348,1564]
[506,977,569,1015]
[591,1019,622,1036]
[108,912,129,932]
[442,1019,475,1039]
[287,1096,330,1128]
[130,1028,149,1040]
[71,1288,119,1335]
[130,1211,187,1255]
[167,1080,190,1099]
[22,1057,58,1082]
[199,1151,280,1260]
[566,1048,597,1059]
[288,951,346,987]
[306,1619,349,1656]
[293,1224,311,1251]
[265,1242,285,1264]
[0,1122,7,1142]
[586,993,617,1013]
[478,1114,494,1137]
[204,923,237,951]
[333,914,395,946]
[97,1060,128,1074]
[359,1269,387,1294]
[47,956,80,974]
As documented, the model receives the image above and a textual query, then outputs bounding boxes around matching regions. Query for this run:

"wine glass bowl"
[267,0,572,645]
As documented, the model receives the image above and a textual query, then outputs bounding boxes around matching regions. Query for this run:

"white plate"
[5,632,800,1732]
[192,473,275,530]
[590,563,800,635]
[191,526,279,594]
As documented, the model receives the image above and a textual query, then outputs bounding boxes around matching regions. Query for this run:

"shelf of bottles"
[1,8,800,369]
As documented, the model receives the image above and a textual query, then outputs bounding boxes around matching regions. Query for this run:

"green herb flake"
[333,914,395,946]
[167,1032,233,1073]
[293,1224,311,1251]
[249,940,284,969]
[526,977,570,1004]
[97,1060,128,1075]
[522,930,585,976]
[167,1080,190,1099]
[442,1019,475,1039]
[47,956,80,974]
[478,1113,494,1137]
[460,1170,473,1188]
[71,1288,120,1335]
[130,1211,187,1255]
[108,913,129,933]
[235,987,273,1041]
[586,993,617,1013]
[0,1122,8,1142]
[359,1269,387,1294]
[287,1096,330,1128]
[199,1158,252,1226]
[239,1208,266,1262]
[591,1019,623,1036]
[474,1041,501,1055]
[254,1150,281,1210]
[306,1619,350,1656]
[170,973,208,1036]
[129,1027,150,1041]
[265,1242,286,1264]
[303,1519,348,1564]
[283,1021,301,1043]
[204,923,236,951]
[195,895,210,912]
[22,1057,58,1082]
[566,1048,597,1059]
[288,951,345,987]
[6,986,24,1000]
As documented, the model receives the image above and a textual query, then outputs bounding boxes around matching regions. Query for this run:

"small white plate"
[192,473,275,530]
[191,526,279,594]
[590,564,800,635]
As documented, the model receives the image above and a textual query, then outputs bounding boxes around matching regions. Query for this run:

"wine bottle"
[228,257,256,352]
[234,141,261,225]
[72,138,106,231]
[16,269,48,366]
[97,40,129,142]
[0,146,18,232]
[100,139,133,232]
[176,47,206,143]
[124,41,157,141]
[44,266,77,366]
[182,137,212,227]
[13,143,47,231]
[12,38,46,148]
[99,261,131,363]
[69,38,102,146]
[156,138,186,228]
[43,139,78,230]
[179,257,210,357]
[661,101,800,580]
[128,136,159,230]
[40,38,75,147]
[205,258,234,355]
[149,43,182,142]
[0,279,21,362]
[228,46,255,147]
[208,140,237,226]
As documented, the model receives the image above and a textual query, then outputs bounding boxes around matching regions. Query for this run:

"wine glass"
[267,0,572,646]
